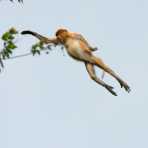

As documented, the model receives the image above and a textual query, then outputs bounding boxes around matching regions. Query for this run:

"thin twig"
[6,52,32,60]
[3,47,51,60]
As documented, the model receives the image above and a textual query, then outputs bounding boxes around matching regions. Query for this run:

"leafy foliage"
[0,28,55,60]
[1,27,18,59]
[31,42,53,56]
[0,27,59,71]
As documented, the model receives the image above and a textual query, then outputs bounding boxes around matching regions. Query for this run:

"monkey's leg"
[80,51,130,92]
[85,62,117,96]
[88,55,131,93]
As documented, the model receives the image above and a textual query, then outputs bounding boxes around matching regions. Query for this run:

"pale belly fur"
[65,39,87,60]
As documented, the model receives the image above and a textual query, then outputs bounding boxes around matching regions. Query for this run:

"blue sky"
[0,0,148,148]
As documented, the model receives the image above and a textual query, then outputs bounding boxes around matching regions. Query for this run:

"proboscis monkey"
[21,28,131,96]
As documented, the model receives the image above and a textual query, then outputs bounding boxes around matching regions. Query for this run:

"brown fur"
[21,28,131,96]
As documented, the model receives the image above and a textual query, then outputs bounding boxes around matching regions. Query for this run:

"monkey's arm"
[71,33,98,51]
[21,30,59,45]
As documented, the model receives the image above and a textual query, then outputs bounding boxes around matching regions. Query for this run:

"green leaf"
[39,42,44,49]
[36,50,40,55]
[6,53,10,58]
[2,32,10,41]
[7,42,17,49]
[31,49,36,56]
[31,49,41,56]
[2,50,10,59]
[8,35,15,40]
[32,44,38,50]
[6,48,12,54]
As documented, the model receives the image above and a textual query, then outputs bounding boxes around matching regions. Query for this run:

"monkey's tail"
[21,30,49,43]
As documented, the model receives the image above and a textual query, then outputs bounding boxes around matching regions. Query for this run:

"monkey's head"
[55,28,69,43]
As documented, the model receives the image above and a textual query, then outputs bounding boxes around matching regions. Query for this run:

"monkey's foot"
[118,80,131,93]
[105,85,117,96]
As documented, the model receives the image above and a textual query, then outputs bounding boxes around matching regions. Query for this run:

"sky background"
[0,0,148,148]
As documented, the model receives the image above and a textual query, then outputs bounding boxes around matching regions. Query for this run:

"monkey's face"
[55,29,69,43]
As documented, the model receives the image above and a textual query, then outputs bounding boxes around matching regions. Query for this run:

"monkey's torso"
[63,37,92,62]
